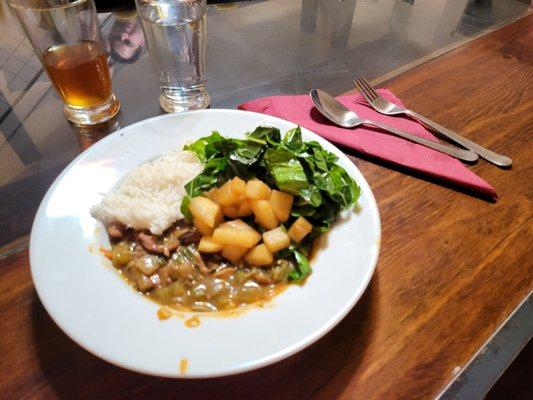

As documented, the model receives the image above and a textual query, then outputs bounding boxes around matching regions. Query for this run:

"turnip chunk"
[189,196,223,228]
[222,244,248,262]
[222,205,240,219]
[245,244,273,266]
[194,218,213,236]
[269,190,294,223]
[204,187,219,201]
[231,177,247,197]
[262,227,290,253]
[245,179,271,200]
[216,179,244,206]
[198,236,223,253]
[212,219,262,248]
[251,199,279,230]
[237,199,253,217]
[288,217,313,243]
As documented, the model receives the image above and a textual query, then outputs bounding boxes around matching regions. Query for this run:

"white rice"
[90,148,203,235]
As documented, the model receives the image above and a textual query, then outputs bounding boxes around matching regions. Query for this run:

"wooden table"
[1,14,531,400]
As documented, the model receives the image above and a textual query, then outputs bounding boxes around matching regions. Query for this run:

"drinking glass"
[9,0,120,125]
[136,0,210,113]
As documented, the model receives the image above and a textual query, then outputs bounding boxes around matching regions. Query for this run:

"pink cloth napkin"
[238,90,496,200]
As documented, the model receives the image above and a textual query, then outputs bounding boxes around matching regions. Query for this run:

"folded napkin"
[238,90,496,200]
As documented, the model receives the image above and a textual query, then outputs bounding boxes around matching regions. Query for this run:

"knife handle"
[407,111,512,167]
[366,121,479,162]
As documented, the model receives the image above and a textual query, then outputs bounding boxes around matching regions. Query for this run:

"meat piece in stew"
[105,219,295,312]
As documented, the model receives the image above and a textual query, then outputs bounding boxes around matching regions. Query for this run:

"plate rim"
[29,109,381,378]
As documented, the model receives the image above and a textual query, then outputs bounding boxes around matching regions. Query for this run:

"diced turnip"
[214,180,241,206]
[288,217,313,243]
[251,199,279,230]
[212,219,262,248]
[189,196,223,228]
[245,179,271,200]
[245,244,273,266]
[222,205,240,218]
[204,187,219,201]
[269,190,294,223]
[222,244,248,262]
[236,199,253,217]
[231,177,247,197]
[194,218,213,236]
[262,227,290,252]
[198,236,223,253]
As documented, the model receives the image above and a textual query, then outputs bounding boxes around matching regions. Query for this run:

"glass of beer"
[9,0,120,125]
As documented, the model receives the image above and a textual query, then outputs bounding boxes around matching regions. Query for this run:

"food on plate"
[91,126,360,312]
[90,149,203,235]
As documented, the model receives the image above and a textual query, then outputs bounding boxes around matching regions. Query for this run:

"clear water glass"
[136,0,210,113]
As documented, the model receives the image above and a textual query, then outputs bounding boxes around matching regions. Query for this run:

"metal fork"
[354,76,512,167]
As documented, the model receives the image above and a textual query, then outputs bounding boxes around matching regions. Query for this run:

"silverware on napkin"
[310,89,479,162]
[354,76,512,167]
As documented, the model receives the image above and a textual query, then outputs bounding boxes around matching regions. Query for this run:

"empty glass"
[136,0,210,113]
[9,0,120,125]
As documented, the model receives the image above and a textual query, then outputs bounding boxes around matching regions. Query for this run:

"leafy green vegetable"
[289,248,312,280]
[182,125,361,281]
[282,126,304,152]
[299,186,322,207]
[264,148,308,195]
[230,142,263,165]
[247,126,281,145]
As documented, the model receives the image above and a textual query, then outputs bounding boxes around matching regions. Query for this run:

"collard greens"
[181,126,361,280]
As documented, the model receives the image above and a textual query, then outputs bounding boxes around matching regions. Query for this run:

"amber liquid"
[43,41,112,108]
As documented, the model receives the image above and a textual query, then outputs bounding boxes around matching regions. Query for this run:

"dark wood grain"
[1,14,532,400]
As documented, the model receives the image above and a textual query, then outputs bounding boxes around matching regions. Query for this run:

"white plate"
[30,109,380,378]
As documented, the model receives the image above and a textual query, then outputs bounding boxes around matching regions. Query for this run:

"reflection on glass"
[300,0,356,55]
[74,115,121,150]
[108,10,146,65]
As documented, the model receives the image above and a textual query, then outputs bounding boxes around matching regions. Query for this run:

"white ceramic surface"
[30,109,380,378]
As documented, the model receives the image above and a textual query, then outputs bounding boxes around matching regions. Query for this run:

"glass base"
[63,93,120,125]
[159,85,210,113]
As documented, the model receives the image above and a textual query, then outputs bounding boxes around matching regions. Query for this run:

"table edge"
[436,292,533,400]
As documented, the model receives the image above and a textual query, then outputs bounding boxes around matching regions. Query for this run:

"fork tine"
[356,76,377,100]
[354,78,376,103]
[358,76,380,99]
[354,79,375,105]
[354,77,377,102]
